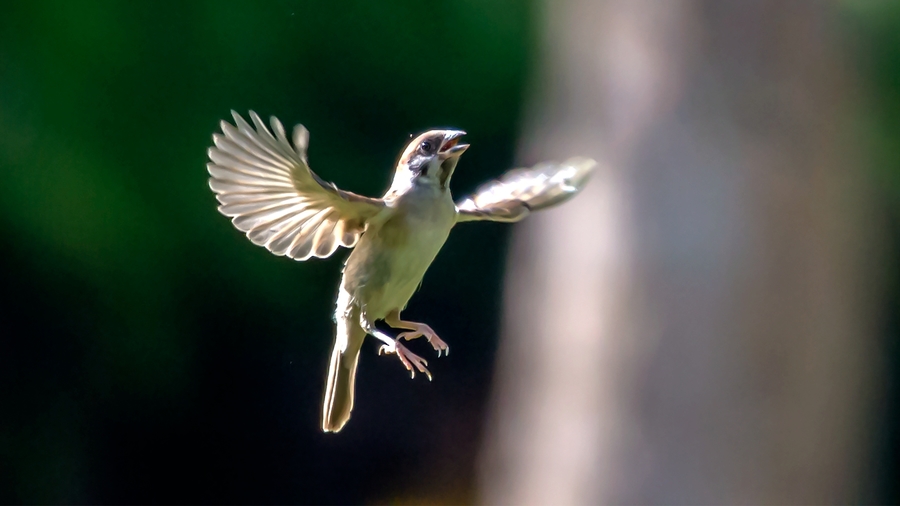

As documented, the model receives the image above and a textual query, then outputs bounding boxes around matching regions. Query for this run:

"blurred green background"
[0,0,898,503]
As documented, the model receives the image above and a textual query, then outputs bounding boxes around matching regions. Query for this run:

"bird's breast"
[341,187,456,318]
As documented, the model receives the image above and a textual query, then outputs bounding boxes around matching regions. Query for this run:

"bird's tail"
[321,316,367,433]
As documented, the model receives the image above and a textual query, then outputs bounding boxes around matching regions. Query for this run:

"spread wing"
[208,111,385,260]
[455,157,596,223]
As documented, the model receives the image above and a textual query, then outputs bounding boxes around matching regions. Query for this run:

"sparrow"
[207,111,595,432]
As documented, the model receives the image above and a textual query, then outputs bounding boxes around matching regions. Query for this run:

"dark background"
[1,1,899,503]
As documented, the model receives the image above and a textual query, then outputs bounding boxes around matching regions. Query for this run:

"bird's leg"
[359,316,432,381]
[385,310,449,357]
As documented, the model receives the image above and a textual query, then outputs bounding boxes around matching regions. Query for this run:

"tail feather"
[321,317,366,433]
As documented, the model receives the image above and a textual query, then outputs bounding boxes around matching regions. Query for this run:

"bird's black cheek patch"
[409,157,428,176]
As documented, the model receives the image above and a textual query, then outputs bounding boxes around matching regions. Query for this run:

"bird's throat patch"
[439,160,454,189]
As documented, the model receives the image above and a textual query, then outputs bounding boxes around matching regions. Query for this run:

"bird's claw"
[397,325,450,357]
[379,341,432,381]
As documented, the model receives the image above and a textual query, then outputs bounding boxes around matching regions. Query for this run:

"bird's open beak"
[439,130,469,159]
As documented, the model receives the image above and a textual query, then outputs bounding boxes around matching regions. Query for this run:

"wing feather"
[217,196,304,217]
[215,191,298,206]
[208,111,384,260]
[455,157,596,223]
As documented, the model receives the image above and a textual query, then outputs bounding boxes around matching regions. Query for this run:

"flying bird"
[207,111,595,432]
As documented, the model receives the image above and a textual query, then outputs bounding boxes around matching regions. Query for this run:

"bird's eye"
[420,140,433,153]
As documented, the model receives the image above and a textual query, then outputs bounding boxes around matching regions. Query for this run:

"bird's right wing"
[208,111,385,260]
[455,157,596,223]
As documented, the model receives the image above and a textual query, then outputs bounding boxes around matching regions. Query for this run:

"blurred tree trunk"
[479,0,883,503]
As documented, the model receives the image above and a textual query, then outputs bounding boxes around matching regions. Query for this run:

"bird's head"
[391,129,468,192]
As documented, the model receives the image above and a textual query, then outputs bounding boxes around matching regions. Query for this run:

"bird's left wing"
[208,111,385,260]
[455,157,596,223]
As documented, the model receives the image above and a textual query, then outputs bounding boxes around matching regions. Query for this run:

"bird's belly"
[380,232,445,307]
[341,194,455,320]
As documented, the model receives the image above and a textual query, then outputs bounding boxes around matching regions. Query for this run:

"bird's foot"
[397,323,449,357]
[378,340,432,381]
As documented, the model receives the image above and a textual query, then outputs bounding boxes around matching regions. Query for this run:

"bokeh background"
[0,0,898,504]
